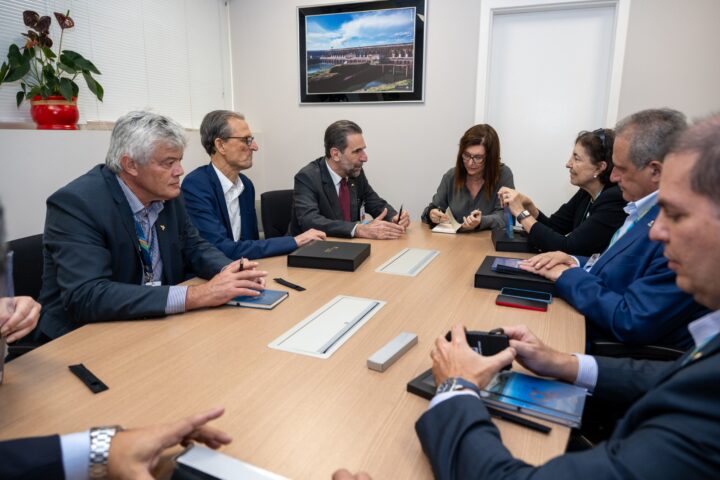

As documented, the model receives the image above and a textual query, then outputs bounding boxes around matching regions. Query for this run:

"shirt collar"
[116,175,163,216]
[623,189,658,220]
[212,164,244,197]
[325,158,344,187]
[688,310,720,348]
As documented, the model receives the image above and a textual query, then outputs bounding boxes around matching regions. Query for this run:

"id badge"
[359,203,368,223]
[584,253,601,272]
[145,281,162,287]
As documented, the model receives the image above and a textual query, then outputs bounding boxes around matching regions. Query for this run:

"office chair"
[5,233,44,359]
[260,190,293,238]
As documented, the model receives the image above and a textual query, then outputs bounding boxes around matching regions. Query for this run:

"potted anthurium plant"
[0,10,103,130]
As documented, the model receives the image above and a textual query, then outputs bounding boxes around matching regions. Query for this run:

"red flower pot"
[30,95,79,130]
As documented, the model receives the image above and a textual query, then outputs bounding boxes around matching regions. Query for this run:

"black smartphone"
[496,294,548,312]
[445,328,511,370]
[500,287,552,304]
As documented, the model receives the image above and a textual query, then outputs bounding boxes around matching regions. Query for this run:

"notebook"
[431,207,462,234]
[226,289,288,310]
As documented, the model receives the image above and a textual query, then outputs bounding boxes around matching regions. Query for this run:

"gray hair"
[615,108,687,169]
[200,110,246,156]
[669,113,720,209]
[324,120,362,158]
[105,111,187,173]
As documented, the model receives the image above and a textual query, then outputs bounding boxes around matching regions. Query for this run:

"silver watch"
[516,210,532,223]
[89,425,122,479]
[435,377,481,396]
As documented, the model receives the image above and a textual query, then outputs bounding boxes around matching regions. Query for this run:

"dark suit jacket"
[181,163,297,259]
[556,205,707,349]
[529,185,627,256]
[289,157,397,237]
[0,435,64,479]
[416,332,720,479]
[37,165,231,339]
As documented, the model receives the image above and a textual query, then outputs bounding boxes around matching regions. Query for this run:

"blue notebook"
[227,289,288,310]
[481,371,587,427]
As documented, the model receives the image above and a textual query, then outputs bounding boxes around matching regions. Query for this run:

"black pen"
[486,405,551,434]
[395,204,403,224]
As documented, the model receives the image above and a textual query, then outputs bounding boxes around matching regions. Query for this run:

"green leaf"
[16,91,24,107]
[4,61,31,82]
[8,44,21,64]
[58,62,77,74]
[71,80,79,97]
[0,62,8,83]
[83,71,103,101]
[59,77,74,101]
[59,52,78,71]
[64,50,101,75]
[42,47,56,60]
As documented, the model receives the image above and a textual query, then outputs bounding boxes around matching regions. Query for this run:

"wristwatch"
[89,425,122,479]
[516,210,532,223]
[435,377,481,396]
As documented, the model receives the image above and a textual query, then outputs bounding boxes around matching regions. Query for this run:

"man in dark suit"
[289,120,410,239]
[36,111,267,340]
[335,113,720,480]
[521,109,707,349]
[182,110,325,260]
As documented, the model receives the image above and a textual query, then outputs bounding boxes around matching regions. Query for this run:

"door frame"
[474,0,631,126]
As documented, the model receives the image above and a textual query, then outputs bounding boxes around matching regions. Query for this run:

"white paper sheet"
[376,248,439,276]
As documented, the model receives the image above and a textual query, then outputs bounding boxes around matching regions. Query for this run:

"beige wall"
[2,0,719,240]
[618,0,720,120]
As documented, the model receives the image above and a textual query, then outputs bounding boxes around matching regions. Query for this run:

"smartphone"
[491,257,525,274]
[496,294,548,312]
[445,329,512,370]
[500,287,552,304]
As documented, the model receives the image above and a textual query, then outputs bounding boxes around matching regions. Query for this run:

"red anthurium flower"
[54,12,75,30]
[23,10,39,28]
[36,16,51,34]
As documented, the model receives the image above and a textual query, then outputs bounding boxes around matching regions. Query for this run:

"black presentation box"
[474,255,556,294]
[287,240,370,272]
[491,229,537,253]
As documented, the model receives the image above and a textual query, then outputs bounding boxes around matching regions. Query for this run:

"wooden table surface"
[0,227,584,479]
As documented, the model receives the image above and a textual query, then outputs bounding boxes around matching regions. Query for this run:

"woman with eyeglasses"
[422,124,514,231]
[498,128,626,256]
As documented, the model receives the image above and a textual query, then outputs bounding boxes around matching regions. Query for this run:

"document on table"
[269,296,385,359]
[175,444,288,480]
[376,248,439,276]
[431,207,462,234]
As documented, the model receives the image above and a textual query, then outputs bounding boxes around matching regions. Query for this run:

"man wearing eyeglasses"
[182,111,326,260]
[521,109,708,350]
[36,111,267,341]
[289,120,410,239]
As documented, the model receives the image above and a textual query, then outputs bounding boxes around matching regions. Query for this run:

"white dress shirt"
[212,164,245,241]
[324,160,358,237]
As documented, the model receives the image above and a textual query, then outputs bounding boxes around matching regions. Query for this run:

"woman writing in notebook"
[498,129,626,256]
[422,124,515,232]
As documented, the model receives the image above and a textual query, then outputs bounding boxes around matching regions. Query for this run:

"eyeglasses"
[462,152,485,164]
[225,136,255,146]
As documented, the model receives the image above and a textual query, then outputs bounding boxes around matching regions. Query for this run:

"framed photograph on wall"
[298,0,426,104]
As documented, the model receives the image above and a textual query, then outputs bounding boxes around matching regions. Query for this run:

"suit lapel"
[205,164,233,234]
[319,159,343,220]
[348,177,359,222]
[657,332,720,386]
[592,205,659,273]
[103,167,141,259]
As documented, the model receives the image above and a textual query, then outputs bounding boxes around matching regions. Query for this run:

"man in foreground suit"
[182,110,325,259]
[37,111,267,340]
[520,108,707,349]
[335,114,720,479]
[289,120,410,239]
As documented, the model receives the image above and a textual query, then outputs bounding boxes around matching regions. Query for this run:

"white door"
[477,0,629,213]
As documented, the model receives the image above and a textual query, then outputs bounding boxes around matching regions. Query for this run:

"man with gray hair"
[37,111,267,340]
[522,108,708,349]
[290,120,410,239]
[182,110,325,260]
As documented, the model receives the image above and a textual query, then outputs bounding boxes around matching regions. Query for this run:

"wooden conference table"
[0,227,584,479]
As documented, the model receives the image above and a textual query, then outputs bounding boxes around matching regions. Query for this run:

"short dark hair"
[575,128,615,185]
[615,108,687,168]
[669,113,720,210]
[454,124,502,200]
[324,120,362,158]
[200,110,245,156]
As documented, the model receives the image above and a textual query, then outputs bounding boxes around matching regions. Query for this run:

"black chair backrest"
[260,190,293,239]
[7,233,44,299]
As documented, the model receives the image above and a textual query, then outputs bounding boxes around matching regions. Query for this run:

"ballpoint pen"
[396,204,404,224]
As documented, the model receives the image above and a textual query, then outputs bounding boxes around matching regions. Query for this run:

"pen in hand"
[395,204,404,224]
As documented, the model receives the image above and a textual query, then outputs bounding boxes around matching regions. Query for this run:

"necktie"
[339,178,351,221]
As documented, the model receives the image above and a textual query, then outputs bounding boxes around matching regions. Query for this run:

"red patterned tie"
[339,178,351,221]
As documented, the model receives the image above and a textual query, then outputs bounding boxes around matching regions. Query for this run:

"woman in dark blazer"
[499,129,626,256]
[422,124,514,231]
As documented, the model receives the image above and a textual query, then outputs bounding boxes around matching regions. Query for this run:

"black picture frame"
[298,0,426,104]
